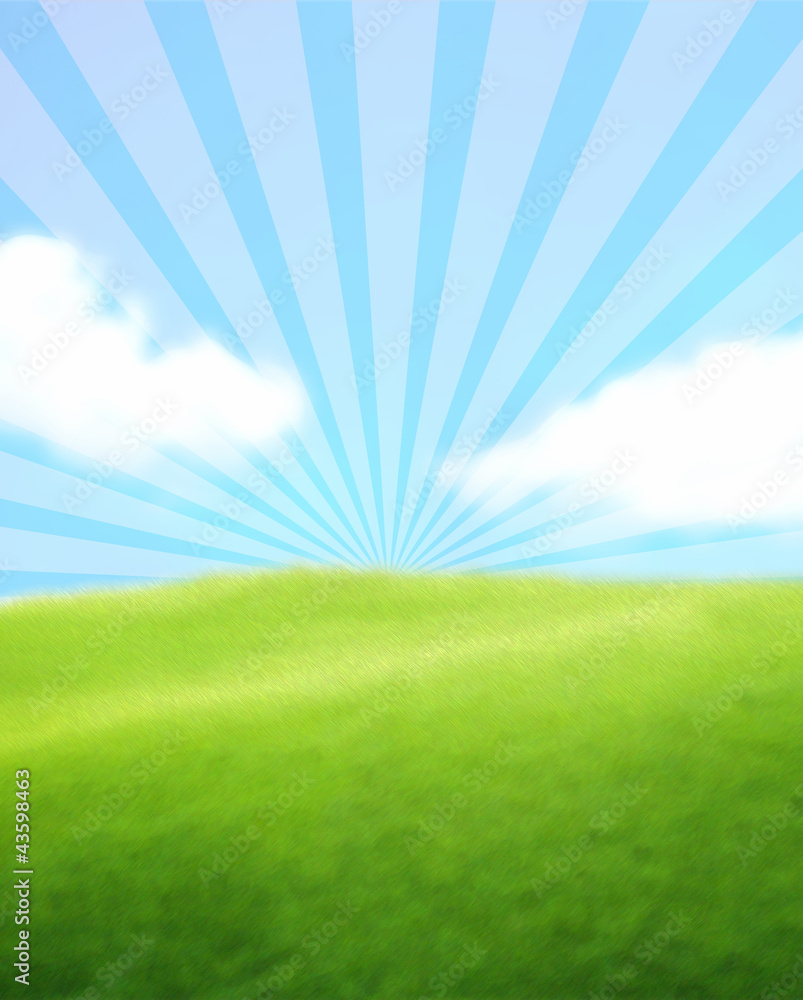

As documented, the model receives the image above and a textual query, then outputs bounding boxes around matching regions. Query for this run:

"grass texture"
[2,568,803,999]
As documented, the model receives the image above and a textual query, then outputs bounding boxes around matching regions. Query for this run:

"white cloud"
[465,332,803,529]
[0,235,303,460]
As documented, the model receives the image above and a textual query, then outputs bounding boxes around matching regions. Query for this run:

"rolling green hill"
[2,569,802,999]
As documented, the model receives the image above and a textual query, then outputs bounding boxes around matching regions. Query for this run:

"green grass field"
[3,569,803,1000]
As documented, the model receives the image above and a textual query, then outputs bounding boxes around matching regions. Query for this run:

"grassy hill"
[2,569,802,999]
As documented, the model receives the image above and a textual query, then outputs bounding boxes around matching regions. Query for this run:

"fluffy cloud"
[466,331,803,530]
[0,235,303,460]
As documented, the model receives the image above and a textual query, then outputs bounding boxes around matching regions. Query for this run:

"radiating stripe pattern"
[0,0,802,597]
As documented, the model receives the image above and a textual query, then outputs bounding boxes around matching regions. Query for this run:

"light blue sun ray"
[0,181,347,561]
[0,178,366,562]
[143,436,351,561]
[0,13,371,563]
[145,0,379,560]
[411,474,572,568]
[388,0,495,563]
[482,516,803,574]
[0,1,254,368]
[0,422,343,564]
[436,493,628,571]
[406,1,803,560]
[415,251,803,571]
[296,0,388,560]
[0,497,286,568]
[578,167,803,398]
[412,166,803,563]
[201,418,365,563]
[396,0,648,564]
[3,0,803,588]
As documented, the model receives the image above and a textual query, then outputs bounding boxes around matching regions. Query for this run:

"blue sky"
[0,0,802,598]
